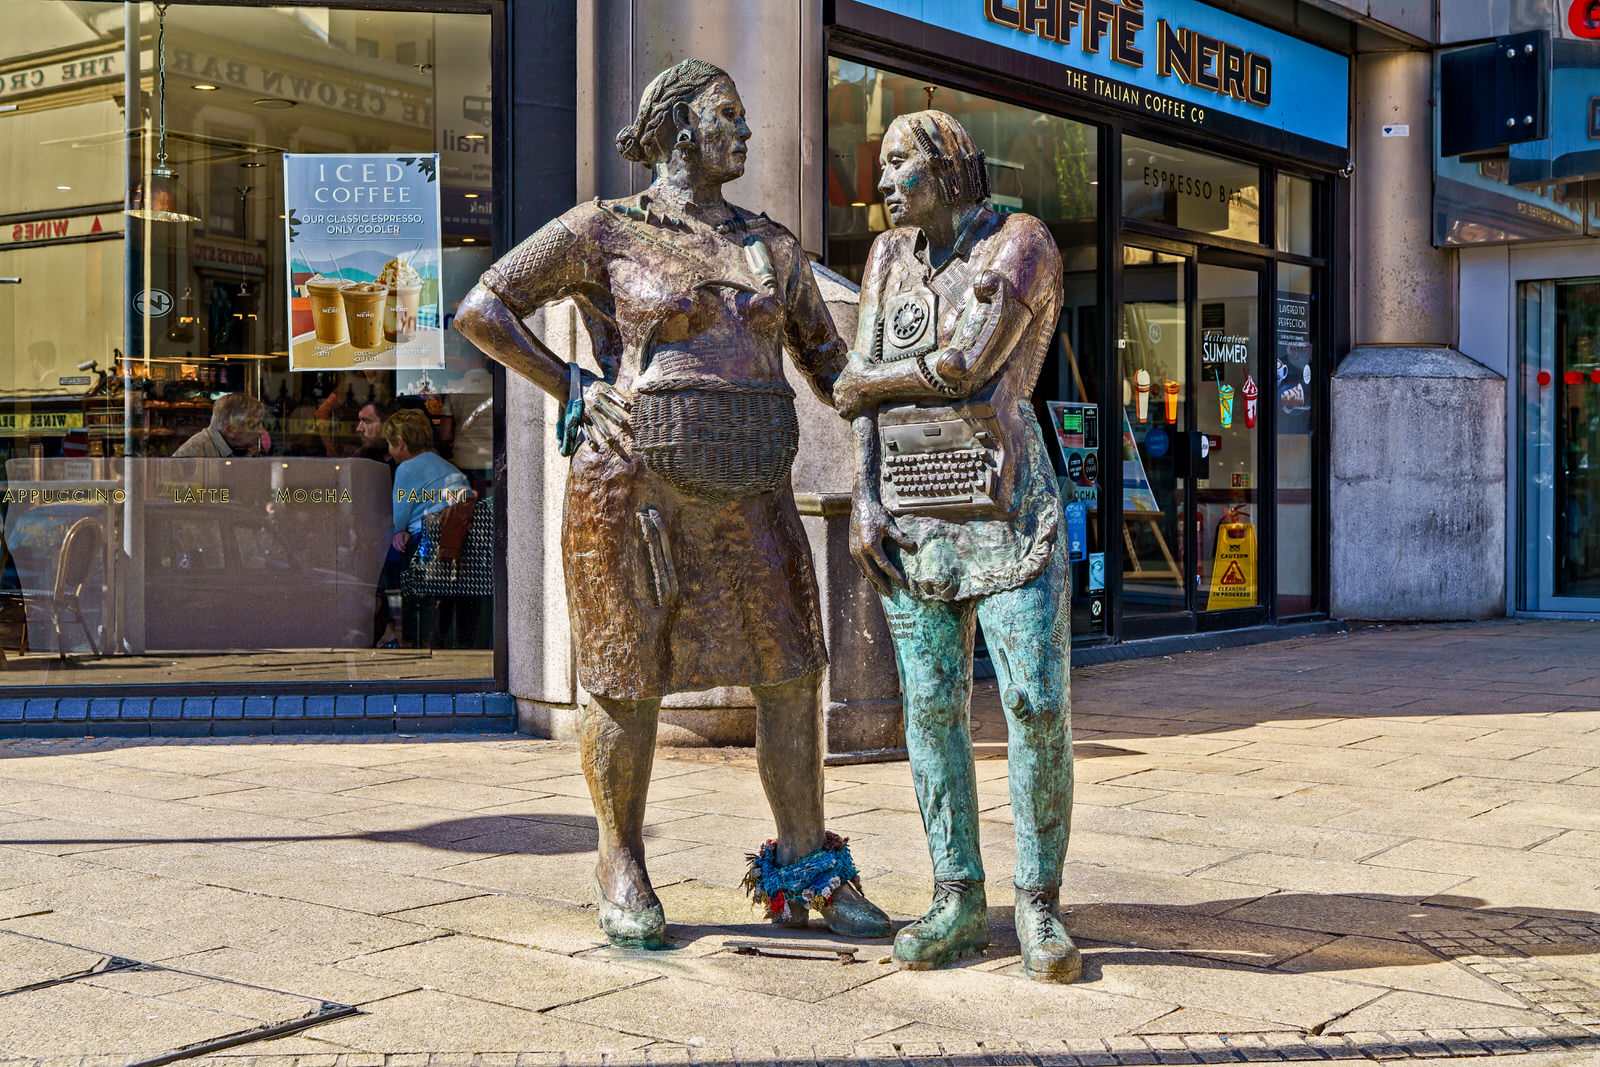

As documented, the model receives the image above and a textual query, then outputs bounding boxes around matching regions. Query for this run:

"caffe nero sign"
[845,0,1349,150]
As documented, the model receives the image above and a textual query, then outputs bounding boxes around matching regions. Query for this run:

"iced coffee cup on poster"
[378,256,423,344]
[305,275,347,344]
[1242,374,1259,428]
[340,281,386,349]
[1163,378,1179,424]
[1218,382,1235,428]
[1135,369,1151,422]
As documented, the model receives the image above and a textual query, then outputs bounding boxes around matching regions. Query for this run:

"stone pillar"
[1353,50,1452,346]
[1331,49,1507,620]
[504,2,582,736]
[792,266,905,764]
[1331,348,1505,619]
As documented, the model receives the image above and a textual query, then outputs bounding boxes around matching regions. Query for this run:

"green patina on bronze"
[836,109,1081,982]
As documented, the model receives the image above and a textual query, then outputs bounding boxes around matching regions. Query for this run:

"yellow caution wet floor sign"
[1207,521,1257,608]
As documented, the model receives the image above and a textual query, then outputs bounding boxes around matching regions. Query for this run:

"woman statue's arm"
[452,214,630,452]
[453,284,569,399]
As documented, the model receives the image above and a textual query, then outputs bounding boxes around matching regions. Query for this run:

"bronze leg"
[752,670,890,938]
[752,669,825,864]
[582,694,662,912]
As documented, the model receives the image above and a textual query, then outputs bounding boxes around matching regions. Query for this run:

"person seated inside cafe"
[172,393,269,458]
[381,408,473,648]
[354,399,394,465]
[384,408,471,546]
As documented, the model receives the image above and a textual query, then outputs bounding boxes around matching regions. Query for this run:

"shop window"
[0,2,498,686]
[1122,135,1261,244]
[1276,263,1318,616]
[825,57,1104,638]
[1276,174,1314,256]
[1519,278,1600,610]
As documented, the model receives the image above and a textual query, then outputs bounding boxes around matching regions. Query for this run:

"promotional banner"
[284,153,444,372]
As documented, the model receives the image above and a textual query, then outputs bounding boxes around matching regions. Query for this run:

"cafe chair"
[19,516,104,660]
[0,534,11,669]
[401,495,492,650]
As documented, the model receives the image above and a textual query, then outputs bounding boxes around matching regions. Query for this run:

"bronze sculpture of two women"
[456,61,1077,982]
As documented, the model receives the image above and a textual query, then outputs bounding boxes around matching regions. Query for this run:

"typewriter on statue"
[869,283,1014,520]
[878,400,1009,520]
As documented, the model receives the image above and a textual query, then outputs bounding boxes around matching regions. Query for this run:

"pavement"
[2,618,1600,1066]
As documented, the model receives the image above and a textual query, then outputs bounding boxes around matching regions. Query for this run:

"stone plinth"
[1330,346,1506,620]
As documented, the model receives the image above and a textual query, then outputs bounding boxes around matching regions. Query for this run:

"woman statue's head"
[877,110,990,230]
[616,59,749,186]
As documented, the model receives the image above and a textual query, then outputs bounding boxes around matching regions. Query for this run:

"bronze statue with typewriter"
[833,110,1080,981]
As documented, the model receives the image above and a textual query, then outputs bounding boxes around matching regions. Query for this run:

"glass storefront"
[1519,277,1600,611]
[0,1,497,686]
[826,53,1332,645]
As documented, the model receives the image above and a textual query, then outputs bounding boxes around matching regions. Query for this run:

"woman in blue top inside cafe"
[380,407,471,648]
[386,408,471,542]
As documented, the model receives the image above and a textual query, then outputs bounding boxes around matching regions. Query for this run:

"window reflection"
[0,2,496,684]
[1122,135,1260,244]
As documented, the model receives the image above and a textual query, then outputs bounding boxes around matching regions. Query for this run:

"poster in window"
[284,153,444,371]
[1275,291,1314,434]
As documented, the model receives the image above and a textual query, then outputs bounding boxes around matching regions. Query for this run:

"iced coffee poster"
[283,153,444,371]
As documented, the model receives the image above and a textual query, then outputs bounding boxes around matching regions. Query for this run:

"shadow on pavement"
[0,812,599,854]
[1053,891,1600,975]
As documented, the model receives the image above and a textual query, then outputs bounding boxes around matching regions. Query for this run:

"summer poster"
[284,153,444,371]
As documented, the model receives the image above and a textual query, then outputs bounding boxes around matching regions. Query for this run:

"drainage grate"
[0,927,358,1064]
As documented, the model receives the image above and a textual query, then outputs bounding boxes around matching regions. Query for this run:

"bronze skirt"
[560,437,828,701]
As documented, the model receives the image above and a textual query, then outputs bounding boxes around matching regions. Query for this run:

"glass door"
[1195,257,1265,623]
[1119,245,1267,632]
[1520,278,1600,611]
[1120,245,1189,623]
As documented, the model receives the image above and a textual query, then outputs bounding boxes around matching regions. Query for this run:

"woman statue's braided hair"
[615,58,731,166]
[889,110,991,205]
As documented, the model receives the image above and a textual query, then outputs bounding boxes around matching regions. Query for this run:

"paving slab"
[2,620,1600,1060]
[385,893,612,956]
[1319,989,1557,1033]
[339,933,655,1011]
[1076,950,1378,1032]
[305,990,652,1053]
[545,975,916,1047]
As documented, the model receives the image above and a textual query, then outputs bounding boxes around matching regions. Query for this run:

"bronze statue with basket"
[454,60,889,948]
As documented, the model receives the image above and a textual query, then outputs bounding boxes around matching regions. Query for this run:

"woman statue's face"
[877,122,944,231]
[680,77,750,184]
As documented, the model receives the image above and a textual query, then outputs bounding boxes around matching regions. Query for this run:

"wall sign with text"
[839,0,1349,151]
[283,154,444,372]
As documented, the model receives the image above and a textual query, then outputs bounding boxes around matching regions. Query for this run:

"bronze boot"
[1014,886,1081,982]
[892,879,989,970]
[594,875,666,950]
[817,882,892,938]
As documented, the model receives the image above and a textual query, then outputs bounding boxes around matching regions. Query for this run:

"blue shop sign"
[840,0,1349,151]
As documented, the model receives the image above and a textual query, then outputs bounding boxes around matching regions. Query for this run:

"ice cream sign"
[283,153,443,371]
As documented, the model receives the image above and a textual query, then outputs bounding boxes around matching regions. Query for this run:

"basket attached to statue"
[632,379,799,503]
